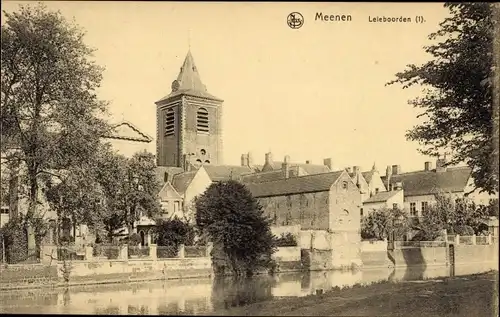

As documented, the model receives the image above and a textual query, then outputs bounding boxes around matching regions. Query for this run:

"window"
[360,208,364,217]
[200,149,206,155]
[174,201,180,215]
[196,107,209,133]
[392,203,398,210]
[375,188,379,194]
[0,207,9,214]
[421,201,428,213]
[204,160,210,164]
[410,202,417,217]
[165,108,175,136]
[342,181,348,189]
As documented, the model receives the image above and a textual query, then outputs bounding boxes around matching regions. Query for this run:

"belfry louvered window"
[196,107,209,133]
[165,108,175,136]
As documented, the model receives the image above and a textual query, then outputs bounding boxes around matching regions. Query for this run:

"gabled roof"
[364,190,402,204]
[171,170,198,195]
[156,50,222,103]
[204,165,254,182]
[362,171,374,184]
[158,182,183,201]
[102,121,153,143]
[245,170,346,198]
[380,166,472,197]
[155,166,184,184]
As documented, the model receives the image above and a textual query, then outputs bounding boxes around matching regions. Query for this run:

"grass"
[209,270,499,316]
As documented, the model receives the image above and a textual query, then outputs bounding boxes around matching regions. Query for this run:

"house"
[362,190,405,217]
[244,169,362,268]
[240,153,332,184]
[347,166,370,202]
[380,158,496,217]
[102,121,154,158]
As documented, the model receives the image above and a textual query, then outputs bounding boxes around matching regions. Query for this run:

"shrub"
[275,233,298,247]
[195,180,277,277]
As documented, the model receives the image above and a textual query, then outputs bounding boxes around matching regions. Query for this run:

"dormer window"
[165,108,175,136]
[197,107,209,134]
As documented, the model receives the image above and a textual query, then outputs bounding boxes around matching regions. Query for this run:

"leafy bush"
[274,233,298,247]
[195,180,277,277]
[155,217,195,247]
[128,233,142,246]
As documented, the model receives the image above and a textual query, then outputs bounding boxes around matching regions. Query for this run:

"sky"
[2,1,452,173]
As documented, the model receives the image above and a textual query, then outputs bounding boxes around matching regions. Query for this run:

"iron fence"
[128,245,150,258]
[93,244,121,260]
[156,245,178,258]
[185,246,207,258]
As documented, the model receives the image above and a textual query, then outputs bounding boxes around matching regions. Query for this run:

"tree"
[1,3,110,222]
[411,193,490,240]
[98,150,162,239]
[387,3,498,194]
[361,207,410,241]
[195,180,277,277]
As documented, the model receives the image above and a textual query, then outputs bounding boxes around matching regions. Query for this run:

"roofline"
[155,91,224,104]
[403,189,465,197]
[159,181,183,199]
[252,189,330,199]
[382,166,472,178]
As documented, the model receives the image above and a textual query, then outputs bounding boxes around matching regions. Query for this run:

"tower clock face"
[171,80,180,91]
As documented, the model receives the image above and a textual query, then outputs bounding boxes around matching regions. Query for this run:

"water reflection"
[0,262,496,315]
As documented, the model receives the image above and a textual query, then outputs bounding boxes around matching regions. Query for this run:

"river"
[0,263,496,315]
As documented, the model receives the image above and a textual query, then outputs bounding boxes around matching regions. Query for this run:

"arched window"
[196,107,209,133]
[204,160,210,164]
[165,108,175,136]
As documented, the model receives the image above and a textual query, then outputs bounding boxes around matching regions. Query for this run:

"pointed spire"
[172,50,207,93]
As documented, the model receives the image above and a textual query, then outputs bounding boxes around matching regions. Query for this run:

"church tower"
[155,50,224,168]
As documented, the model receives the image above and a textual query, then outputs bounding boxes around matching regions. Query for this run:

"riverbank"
[210,270,499,317]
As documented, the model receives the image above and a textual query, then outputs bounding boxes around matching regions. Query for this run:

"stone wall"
[0,264,58,290]
[258,191,330,230]
[60,257,212,285]
[271,246,301,262]
[454,244,498,265]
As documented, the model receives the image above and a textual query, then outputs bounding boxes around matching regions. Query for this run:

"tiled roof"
[171,170,198,194]
[241,170,284,184]
[155,166,184,184]
[204,165,254,182]
[245,170,345,198]
[364,190,401,203]
[380,166,472,197]
[362,171,374,183]
[156,51,222,103]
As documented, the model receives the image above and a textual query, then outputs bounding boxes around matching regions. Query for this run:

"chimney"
[305,160,311,164]
[392,165,401,175]
[352,166,360,175]
[282,155,290,179]
[436,156,447,172]
[240,154,248,167]
[247,152,254,168]
[163,172,169,183]
[346,167,352,173]
[386,165,392,190]
[424,161,433,171]
[265,152,273,165]
[183,154,191,172]
[323,158,332,170]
